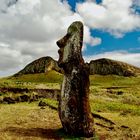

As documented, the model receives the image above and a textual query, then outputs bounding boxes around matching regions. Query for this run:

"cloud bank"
[0,0,140,76]
[0,0,100,76]
[77,0,140,37]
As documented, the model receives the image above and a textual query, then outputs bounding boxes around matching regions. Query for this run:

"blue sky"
[84,30,140,55]
[67,0,140,56]
[0,0,140,76]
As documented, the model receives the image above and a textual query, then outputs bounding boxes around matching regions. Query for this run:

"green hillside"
[12,71,63,84]
[0,72,140,139]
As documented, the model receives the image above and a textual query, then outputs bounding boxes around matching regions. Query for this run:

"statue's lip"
[58,49,62,54]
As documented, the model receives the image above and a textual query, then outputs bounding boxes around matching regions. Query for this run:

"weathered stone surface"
[89,58,140,76]
[57,21,94,137]
[19,94,30,102]
[3,97,15,104]
[14,56,63,76]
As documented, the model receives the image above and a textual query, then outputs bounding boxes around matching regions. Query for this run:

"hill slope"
[14,57,140,77]
[89,58,140,76]
[14,56,63,76]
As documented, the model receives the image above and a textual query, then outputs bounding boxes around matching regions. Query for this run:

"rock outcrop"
[13,56,140,77]
[14,56,63,76]
[57,21,94,137]
[89,58,140,76]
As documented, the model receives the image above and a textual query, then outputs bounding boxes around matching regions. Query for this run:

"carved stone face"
[57,21,83,67]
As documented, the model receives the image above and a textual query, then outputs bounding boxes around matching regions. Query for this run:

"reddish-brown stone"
[56,21,94,137]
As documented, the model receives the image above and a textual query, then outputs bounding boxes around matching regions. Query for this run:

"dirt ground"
[0,102,140,140]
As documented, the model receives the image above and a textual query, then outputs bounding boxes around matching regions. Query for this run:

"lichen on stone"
[57,21,94,137]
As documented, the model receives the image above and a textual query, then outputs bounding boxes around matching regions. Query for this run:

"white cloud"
[0,0,98,76]
[77,0,140,37]
[83,26,102,46]
[0,0,17,12]
[0,45,27,71]
[0,42,9,47]
[89,37,102,46]
[84,51,140,67]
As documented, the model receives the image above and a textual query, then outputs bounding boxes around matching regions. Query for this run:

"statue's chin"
[58,60,64,68]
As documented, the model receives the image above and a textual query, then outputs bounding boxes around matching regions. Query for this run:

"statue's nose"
[56,40,62,48]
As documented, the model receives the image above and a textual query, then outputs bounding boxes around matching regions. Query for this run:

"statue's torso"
[59,66,93,136]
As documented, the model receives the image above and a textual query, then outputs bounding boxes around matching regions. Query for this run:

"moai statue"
[56,21,94,137]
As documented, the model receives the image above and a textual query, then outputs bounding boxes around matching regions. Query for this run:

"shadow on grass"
[3,127,98,140]
[3,127,62,139]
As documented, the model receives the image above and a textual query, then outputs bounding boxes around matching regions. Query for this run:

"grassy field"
[0,71,140,139]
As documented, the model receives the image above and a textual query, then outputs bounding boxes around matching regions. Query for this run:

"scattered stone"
[29,94,39,103]
[3,97,15,104]
[38,101,47,107]
[117,91,123,95]
[20,95,29,102]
